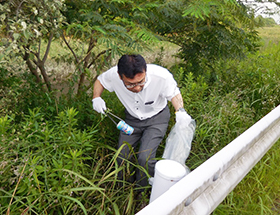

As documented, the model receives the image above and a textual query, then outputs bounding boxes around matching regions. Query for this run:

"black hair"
[117,54,147,79]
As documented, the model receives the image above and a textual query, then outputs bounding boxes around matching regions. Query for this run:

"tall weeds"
[0,108,145,214]
[1,31,280,214]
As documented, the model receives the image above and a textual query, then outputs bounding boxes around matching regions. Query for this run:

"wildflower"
[33,8,38,15]
[21,21,27,30]
[34,29,41,37]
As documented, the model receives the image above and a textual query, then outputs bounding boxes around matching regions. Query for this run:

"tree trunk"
[37,32,53,92]
[37,59,52,92]
[77,37,96,95]
[23,52,41,84]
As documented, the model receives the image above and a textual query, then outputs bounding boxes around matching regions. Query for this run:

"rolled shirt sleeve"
[160,69,180,101]
[97,66,119,92]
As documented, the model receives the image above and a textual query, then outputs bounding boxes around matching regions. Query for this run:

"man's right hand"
[92,97,107,114]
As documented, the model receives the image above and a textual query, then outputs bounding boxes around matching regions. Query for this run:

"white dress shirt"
[98,64,180,120]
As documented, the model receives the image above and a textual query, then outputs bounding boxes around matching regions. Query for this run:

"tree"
[255,15,277,26]
[1,0,164,95]
[0,0,265,94]
[241,0,280,26]
[0,0,65,92]
[159,0,261,80]
[61,0,164,95]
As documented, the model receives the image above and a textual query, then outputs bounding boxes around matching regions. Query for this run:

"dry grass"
[45,40,181,93]
[142,41,181,67]
[257,26,280,48]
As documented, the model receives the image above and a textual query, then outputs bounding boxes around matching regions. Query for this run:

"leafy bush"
[256,16,278,27]
[0,108,145,214]
[167,1,261,81]
[168,43,280,173]
[174,68,255,169]
[215,43,280,118]
[0,68,56,122]
[0,66,101,130]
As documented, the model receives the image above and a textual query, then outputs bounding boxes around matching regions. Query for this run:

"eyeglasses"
[123,76,147,89]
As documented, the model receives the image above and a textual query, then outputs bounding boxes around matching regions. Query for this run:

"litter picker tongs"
[105,110,123,125]
[105,110,134,135]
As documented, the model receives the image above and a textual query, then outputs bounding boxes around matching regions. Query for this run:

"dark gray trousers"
[117,105,170,190]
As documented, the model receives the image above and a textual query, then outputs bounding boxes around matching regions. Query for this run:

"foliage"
[1,0,265,95]
[2,40,280,212]
[0,0,168,95]
[257,25,280,49]
[255,16,278,27]
[1,0,280,213]
[210,42,280,214]
[0,64,101,131]
[214,43,280,118]
[53,0,171,94]
[0,68,52,120]
[0,108,147,214]
[214,139,280,214]
[0,0,65,92]
[165,0,261,80]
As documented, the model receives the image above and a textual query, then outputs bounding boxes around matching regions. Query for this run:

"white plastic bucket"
[149,159,187,203]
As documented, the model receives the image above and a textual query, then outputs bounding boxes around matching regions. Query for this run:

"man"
[92,54,190,191]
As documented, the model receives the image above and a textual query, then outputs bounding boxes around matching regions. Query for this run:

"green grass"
[0,108,147,214]
[257,26,280,49]
[214,140,280,215]
[1,26,280,214]
[212,26,280,214]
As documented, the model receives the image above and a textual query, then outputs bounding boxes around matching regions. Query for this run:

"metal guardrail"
[137,105,280,215]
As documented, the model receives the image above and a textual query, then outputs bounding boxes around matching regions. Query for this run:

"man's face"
[120,72,146,93]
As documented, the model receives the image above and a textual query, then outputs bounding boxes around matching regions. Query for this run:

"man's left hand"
[176,109,191,125]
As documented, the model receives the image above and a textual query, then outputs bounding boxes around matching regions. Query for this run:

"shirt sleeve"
[97,66,118,92]
[162,70,180,101]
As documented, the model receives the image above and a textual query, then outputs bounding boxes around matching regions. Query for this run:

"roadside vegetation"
[1,0,280,214]
[213,25,280,214]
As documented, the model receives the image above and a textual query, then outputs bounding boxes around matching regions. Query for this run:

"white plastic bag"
[162,112,196,172]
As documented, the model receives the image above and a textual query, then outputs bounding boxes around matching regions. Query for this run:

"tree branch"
[87,49,111,69]
[62,33,79,64]
[82,37,96,65]
[43,32,54,63]
[16,0,26,18]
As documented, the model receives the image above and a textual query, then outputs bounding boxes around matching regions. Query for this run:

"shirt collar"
[143,71,151,90]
